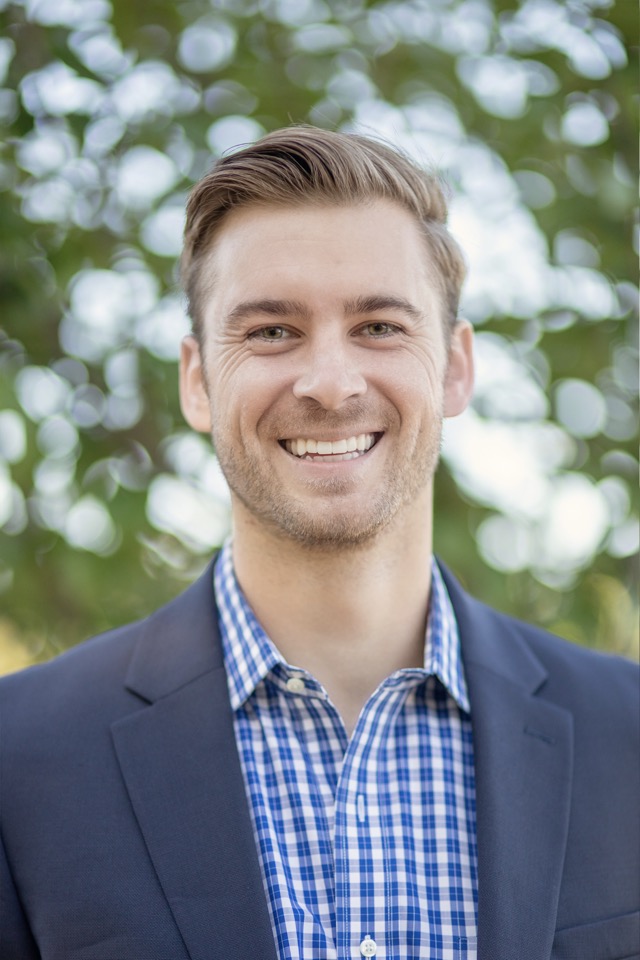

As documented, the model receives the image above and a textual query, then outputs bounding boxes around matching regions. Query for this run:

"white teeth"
[284,433,376,458]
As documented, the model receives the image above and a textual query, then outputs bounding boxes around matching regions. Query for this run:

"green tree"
[0,0,637,670]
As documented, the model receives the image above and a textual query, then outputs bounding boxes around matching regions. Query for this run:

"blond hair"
[181,126,465,337]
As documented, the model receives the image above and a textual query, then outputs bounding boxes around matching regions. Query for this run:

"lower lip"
[294,450,363,463]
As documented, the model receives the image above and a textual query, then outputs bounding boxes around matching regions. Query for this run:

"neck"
[230,494,434,735]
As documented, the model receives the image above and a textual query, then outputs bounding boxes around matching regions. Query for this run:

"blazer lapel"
[111,564,278,960]
[442,568,573,960]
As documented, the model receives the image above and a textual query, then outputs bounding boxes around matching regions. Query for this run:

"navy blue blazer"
[1,562,638,960]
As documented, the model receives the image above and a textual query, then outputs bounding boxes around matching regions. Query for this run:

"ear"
[179,335,212,433]
[443,319,474,418]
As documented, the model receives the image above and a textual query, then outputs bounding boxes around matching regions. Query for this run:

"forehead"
[199,200,440,318]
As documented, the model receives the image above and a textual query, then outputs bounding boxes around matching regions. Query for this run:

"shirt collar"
[214,541,470,714]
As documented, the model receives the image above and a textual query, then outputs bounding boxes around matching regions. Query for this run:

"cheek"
[209,356,293,436]
[377,352,444,415]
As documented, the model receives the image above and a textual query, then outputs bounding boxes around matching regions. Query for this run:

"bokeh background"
[0,0,637,673]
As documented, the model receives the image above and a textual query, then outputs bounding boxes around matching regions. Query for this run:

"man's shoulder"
[440,561,639,715]
[0,559,219,727]
[482,606,636,740]
[501,607,638,708]
[0,618,147,733]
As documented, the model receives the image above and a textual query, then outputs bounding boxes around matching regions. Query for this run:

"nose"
[292,340,367,410]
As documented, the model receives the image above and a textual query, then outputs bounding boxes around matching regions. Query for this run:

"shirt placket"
[333,680,414,960]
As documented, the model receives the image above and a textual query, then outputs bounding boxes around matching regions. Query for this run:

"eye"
[249,325,291,341]
[361,321,400,338]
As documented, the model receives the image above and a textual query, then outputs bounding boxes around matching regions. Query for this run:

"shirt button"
[360,935,377,956]
[286,676,305,694]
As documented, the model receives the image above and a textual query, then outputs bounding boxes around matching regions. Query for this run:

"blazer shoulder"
[508,613,639,704]
[1,616,139,690]
[0,559,220,734]
[0,618,148,750]
[486,605,639,740]
[439,560,639,720]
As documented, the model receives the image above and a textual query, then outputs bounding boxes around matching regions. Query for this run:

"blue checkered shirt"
[215,544,478,959]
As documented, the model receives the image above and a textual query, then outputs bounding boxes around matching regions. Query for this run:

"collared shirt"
[215,543,478,960]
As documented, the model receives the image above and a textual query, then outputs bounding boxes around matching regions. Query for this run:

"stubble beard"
[211,410,444,552]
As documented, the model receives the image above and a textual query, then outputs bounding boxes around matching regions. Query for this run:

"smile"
[280,433,379,462]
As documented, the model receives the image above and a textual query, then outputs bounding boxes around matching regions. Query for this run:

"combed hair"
[181,126,466,338]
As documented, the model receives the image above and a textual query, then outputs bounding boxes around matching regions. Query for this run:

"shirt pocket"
[551,910,640,960]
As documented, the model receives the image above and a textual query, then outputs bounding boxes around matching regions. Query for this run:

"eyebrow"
[225,299,312,325]
[224,294,423,326]
[343,294,424,322]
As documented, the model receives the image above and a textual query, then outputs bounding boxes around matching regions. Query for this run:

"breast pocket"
[551,910,640,960]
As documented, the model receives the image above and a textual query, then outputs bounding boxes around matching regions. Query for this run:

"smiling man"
[1,128,638,960]
[180,201,470,550]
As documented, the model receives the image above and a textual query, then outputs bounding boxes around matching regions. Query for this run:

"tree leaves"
[0,0,637,662]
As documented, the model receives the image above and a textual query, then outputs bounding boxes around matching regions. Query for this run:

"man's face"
[180,200,473,548]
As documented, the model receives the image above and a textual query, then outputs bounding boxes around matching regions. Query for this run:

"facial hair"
[210,398,444,551]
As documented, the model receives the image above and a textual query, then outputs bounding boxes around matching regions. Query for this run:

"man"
[1,127,638,960]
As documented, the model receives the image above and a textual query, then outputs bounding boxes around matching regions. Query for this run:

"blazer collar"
[439,563,548,694]
[123,559,223,703]
[124,556,549,703]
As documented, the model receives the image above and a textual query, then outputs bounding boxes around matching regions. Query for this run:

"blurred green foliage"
[0,0,637,670]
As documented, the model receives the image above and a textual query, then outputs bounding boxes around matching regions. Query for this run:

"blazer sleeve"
[0,827,40,960]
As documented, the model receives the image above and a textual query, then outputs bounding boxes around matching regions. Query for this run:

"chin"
[262,497,401,551]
